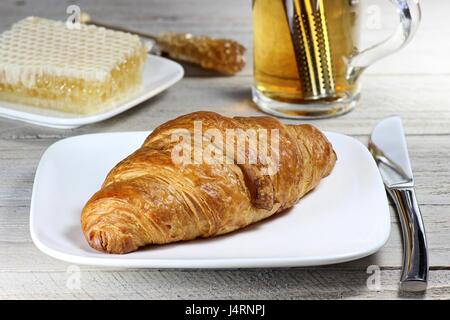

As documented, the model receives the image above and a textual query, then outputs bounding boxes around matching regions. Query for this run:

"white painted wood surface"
[0,0,449,299]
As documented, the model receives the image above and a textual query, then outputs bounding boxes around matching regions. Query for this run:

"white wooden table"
[0,0,449,299]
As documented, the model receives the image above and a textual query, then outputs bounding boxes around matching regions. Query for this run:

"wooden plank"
[0,202,449,270]
[1,115,449,209]
[0,129,449,271]
[0,269,448,300]
[0,0,448,75]
[0,75,449,137]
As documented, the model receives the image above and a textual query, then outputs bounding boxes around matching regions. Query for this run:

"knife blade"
[369,116,429,292]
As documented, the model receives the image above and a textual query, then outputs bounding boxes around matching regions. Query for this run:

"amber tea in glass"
[252,0,421,119]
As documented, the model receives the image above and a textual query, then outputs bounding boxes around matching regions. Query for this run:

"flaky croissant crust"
[81,112,336,254]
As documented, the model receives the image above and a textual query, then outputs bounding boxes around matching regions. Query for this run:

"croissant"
[81,112,336,254]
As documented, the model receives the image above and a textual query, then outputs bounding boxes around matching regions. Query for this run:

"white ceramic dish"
[0,55,183,129]
[30,131,390,268]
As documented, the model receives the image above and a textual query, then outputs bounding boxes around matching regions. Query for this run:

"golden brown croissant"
[81,112,336,254]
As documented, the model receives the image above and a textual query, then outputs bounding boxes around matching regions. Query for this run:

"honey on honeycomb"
[0,17,147,115]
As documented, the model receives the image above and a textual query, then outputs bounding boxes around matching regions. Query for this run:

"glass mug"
[252,0,421,119]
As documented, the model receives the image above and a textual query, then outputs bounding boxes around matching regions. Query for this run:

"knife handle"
[387,188,429,292]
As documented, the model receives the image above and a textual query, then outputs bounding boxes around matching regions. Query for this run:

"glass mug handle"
[347,0,422,82]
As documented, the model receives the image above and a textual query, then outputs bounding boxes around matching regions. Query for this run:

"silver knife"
[369,116,428,292]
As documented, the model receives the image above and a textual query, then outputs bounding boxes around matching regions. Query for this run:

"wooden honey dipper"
[80,12,246,75]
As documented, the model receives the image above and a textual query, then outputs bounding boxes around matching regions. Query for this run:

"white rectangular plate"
[30,131,390,268]
[0,55,183,129]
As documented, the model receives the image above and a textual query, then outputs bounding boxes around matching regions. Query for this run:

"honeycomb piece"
[0,17,147,115]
